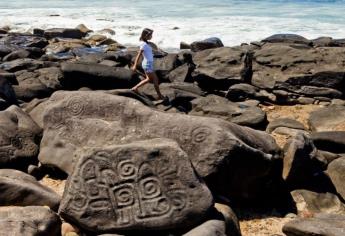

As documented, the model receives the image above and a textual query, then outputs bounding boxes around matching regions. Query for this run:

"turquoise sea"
[1,0,345,50]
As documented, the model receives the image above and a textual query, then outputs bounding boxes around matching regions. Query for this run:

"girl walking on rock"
[131,28,164,100]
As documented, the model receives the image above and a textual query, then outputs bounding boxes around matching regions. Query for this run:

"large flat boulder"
[283,213,345,236]
[43,28,86,39]
[59,139,213,232]
[262,34,312,45]
[0,206,61,236]
[291,189,345,216]
[0,58,58,73]
[308,105,345,131]
[0,169,61,210]
[60,62,140,90]
[13,67,63,102]
[0,34,48,49]
[0,105,42,169]
[252,44,345,99]
[192,46,252,91]
[36,91,280,201]
[189,94,267,129]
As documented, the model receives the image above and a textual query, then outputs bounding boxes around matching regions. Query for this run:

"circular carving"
[191,126,211,144]
[115,185,135,207]
[66,96,85,116]
[168,191,187,210]
[73,193,87,209]
[140,177,162,199]
[117,160,137,179]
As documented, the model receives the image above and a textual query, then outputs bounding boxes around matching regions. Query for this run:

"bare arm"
[131,49,143,70]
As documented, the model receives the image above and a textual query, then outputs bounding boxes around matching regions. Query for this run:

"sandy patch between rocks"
[261,104,323,148]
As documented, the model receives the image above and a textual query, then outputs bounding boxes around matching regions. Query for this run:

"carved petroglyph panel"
[59,141,213,232]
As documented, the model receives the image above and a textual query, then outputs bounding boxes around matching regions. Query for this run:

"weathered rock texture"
[36,91,280,201]
[0,105,41,169]
[0,169,61,210]
[0,206,62,236]
[59,139,213,232]
[283,213,345,236]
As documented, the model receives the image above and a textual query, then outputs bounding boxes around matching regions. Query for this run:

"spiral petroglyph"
[66,96,85,116]
[139,177,162,199]
[114,184,135,207]
[117,160,137,179]
[191,126,211,144]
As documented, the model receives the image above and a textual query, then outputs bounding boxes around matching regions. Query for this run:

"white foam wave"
[1,1,345,51]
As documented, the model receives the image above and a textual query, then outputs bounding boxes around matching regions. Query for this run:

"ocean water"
[1,0,345,50]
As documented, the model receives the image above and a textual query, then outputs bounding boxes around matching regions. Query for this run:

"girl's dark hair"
[140,28,153,42]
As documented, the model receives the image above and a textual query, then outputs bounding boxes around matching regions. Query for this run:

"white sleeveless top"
[140,42,154,62]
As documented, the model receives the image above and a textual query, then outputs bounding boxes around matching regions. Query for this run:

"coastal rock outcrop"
[37,91,280,201]
[252,43,345,101]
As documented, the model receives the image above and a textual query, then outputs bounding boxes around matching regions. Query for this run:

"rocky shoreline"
[1,24,345,236]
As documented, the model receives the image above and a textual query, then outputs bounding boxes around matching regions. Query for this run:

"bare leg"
[147,72,164,99]
[131,75,150,92]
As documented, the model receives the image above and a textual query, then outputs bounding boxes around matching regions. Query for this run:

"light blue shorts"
[142,60,154,73]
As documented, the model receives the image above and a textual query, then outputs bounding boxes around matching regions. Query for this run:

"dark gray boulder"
[326,156,345,201]
[0,169,61,210]
[190,37,224,52]
[2,49,30,61]
[262,34,312,45]
[13,67,63,102]
[0,34,48,49]
[0,58,57,72]
[0,76,18,110]
[43,28,86,39]
[36,91,280,201]
[282,134,329,190]
[189,94,267,129]
[60,62,140,89]
[283,213,345,236]
[0,105,42,170]
[226,83,266,102]
[141,82,203,112]
[59,139,213,232]
[311,131,345,153]
[154,53,180,80]
[252,43,345,100]
[192,47,252,91]
[0,206,61,236]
